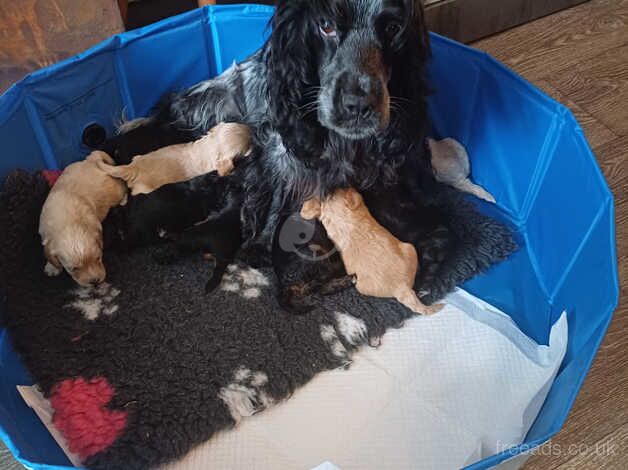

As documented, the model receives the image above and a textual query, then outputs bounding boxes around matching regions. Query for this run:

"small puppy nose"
[341,93,371,118]
[89,278,102,286]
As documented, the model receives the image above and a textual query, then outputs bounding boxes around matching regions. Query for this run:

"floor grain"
[550,44,628,136]
[534,79,619,150]
[474,0,628,82]
[475,1,628,468]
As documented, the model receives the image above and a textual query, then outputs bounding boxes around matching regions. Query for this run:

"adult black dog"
[106,0,514,310]
[115,0,432,242]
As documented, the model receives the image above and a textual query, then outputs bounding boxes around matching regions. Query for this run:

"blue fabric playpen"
[0,4,619,470]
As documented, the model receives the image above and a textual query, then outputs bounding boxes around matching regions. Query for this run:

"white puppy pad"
[164,289,567,470]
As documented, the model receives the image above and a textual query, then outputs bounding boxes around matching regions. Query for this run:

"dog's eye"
[384,22,402,39]
[319,20,337,38]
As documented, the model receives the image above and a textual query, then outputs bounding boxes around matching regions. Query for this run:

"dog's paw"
[418,290,446,306]
[44,262,62,277]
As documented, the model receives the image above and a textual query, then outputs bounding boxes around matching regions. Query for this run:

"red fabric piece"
[41,170,62,188]
[50,377,128,461]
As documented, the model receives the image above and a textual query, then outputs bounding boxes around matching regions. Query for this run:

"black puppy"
[101,111,195,166]
[272,208,351,314]
[100,119,249,292]
[105,168,244,293]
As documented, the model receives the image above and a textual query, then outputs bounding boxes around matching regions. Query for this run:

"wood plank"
[595,136,628,200]
[0,0,124,93]
[595,137,628,283]
[425,0,588,43]
[525,135,628,470]
[549,43,628,136]
[534,80,619,150]
[118,0,128,24]
[553,423,628,470]
[0,441,22,470]
[473,0,628,82]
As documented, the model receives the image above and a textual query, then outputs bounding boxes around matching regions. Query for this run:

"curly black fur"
[124,0,433,248]
[1,171,420,470]
[102,0,514,307]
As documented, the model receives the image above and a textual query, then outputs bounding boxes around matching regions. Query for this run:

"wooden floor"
[474,0,628,468]
[0,1,626,469]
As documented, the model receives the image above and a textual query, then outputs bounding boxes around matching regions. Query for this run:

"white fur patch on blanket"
[163,290,567,470]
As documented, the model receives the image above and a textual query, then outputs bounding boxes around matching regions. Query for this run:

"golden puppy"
[39,151,128,287]
[98,122,252,196]
[301,188,442,315]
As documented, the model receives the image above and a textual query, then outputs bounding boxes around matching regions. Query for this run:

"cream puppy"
[39,151,128,286]
[429,137,496,203]
[98,122,253,196]
[301,188,443,315]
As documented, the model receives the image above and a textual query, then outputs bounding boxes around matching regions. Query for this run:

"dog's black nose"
[341,93,372,118]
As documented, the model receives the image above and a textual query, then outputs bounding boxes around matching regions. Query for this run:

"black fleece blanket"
[0,170,515,470]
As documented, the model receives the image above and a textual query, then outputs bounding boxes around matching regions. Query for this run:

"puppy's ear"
[344,189,363,211]
[301,198,322,220]
[43,243,62,268]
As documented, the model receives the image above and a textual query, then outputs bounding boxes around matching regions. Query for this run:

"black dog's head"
[266,0,431,151]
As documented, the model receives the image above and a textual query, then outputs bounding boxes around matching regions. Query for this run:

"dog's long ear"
[412,0,432,63]
[265,1,324,158]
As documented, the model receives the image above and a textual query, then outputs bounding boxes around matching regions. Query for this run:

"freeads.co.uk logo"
[277,214,337,261]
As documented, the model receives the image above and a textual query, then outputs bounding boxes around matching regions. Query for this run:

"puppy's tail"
[97,160,137,185]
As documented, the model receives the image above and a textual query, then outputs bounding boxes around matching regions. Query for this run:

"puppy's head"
[85,150,115,165]
[301,198,322,220]
[301,188,364,220]
[45,225,106,287]
[331,188,364,212]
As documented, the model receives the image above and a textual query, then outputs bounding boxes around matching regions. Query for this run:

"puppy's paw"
[278,289,318,315]
[44,262,62,277]
[423,303,445,316]
[215,158,235,177]
[129,182,153,197]
[320,275,354,295]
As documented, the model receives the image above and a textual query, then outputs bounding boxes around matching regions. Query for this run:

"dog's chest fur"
[260,127,403,204]
[176,59,403,202]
